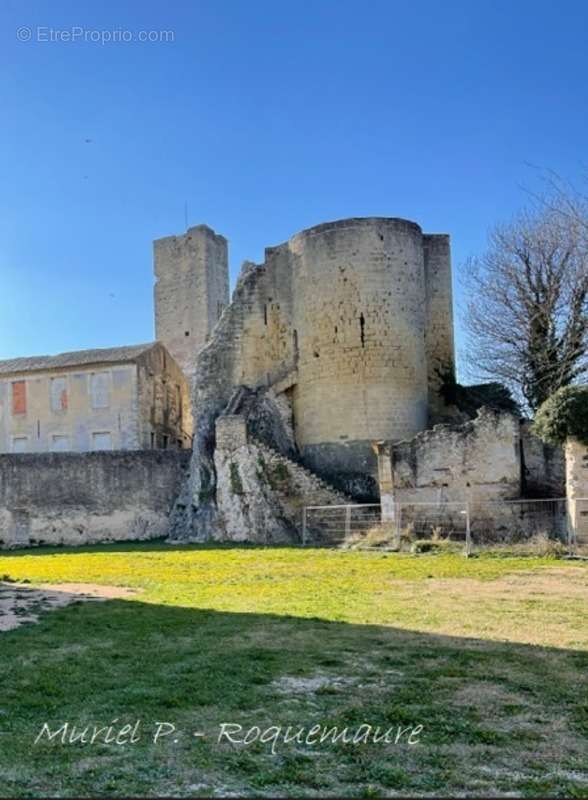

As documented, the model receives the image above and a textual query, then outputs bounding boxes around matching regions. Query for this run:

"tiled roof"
[0,342,157,376]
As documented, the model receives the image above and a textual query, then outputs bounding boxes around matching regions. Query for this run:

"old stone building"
[0,342,192,453]
[163,217,465,542]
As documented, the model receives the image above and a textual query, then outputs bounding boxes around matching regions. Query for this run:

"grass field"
[0,542,587,797]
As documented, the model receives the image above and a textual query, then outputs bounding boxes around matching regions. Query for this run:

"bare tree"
[463,194,588,413]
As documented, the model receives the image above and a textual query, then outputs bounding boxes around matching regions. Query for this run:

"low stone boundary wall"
[0,450,191,549]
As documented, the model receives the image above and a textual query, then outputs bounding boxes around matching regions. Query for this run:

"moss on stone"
[229,462,244,495]
[271,462,289,483]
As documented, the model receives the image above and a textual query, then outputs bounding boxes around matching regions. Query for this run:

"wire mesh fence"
[301,504,381,547]
[471,498,567,547]
[303,497,582,555]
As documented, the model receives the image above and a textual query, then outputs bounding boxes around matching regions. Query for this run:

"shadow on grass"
[0,538,295,558]
[0,592,586,797]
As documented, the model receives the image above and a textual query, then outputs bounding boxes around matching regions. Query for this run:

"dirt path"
[0,582,138,632]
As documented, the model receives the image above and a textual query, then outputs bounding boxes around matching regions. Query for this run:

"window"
[11,381,26,415]
[162,435,169,450]
[51,435,69,452]
[12,436,28,453]
[90,372,110,409]
[91,431,112,451]
[150,432,155,449]
[50,377,68,412]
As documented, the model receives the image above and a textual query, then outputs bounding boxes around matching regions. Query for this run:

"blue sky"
[1,0,587,372]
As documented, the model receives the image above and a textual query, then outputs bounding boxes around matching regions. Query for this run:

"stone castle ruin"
[0,215,578,549]
[155,218,564,544]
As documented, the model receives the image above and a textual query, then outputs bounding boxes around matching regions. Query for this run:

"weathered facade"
[0,343,192,454]
[373,409,565,508]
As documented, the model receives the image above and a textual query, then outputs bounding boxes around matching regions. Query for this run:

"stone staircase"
[247,434,368,545]
[217,392,372,545]
[249,434,352,507]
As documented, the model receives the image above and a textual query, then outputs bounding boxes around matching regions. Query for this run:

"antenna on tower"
[184,201,188,231]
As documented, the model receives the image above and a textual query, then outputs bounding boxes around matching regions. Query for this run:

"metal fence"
[303,497,585,555]
[301,504,381,546]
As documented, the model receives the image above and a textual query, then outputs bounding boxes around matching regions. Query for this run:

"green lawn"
[0,543,587,797]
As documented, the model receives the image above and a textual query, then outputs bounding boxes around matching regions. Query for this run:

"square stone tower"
[154,225,229,383]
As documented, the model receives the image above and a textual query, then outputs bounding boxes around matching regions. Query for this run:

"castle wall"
[170,216,455,539]
[374,413,570,545]
[384,409,521,506]
[423,234,455,420]
[287,218,429,480]
[154,225,229,382]
[0,450,190,548]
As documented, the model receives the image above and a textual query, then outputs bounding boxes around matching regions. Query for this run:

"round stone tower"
[288,217,430,481]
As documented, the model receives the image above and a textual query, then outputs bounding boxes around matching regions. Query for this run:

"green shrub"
[532,385,588,446]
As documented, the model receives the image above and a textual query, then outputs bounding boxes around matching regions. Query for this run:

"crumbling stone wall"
[374,410,568,544]
[171,217,457,541]
[565,438,588,544]
[0,450,190,549]
[382,408,522,506]
[520,420,565,497]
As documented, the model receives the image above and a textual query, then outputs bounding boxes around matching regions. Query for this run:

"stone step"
[249,434,353,504]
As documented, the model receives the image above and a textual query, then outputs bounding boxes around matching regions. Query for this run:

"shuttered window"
[11,381,26,415]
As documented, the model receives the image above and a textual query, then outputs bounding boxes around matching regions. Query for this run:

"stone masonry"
[0,450,190,548]
[565,438,588,546]
[210,415,350,543]
[154,225,230,384]
[164,217,459,542]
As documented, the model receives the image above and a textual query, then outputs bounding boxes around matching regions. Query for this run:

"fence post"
[395,503,402,549]
[465,502,472,556]
[302,507,308,546]
[344,505,352,541]
[566,497,576,556]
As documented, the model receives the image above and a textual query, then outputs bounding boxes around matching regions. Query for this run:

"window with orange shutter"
[11,381,26,415]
